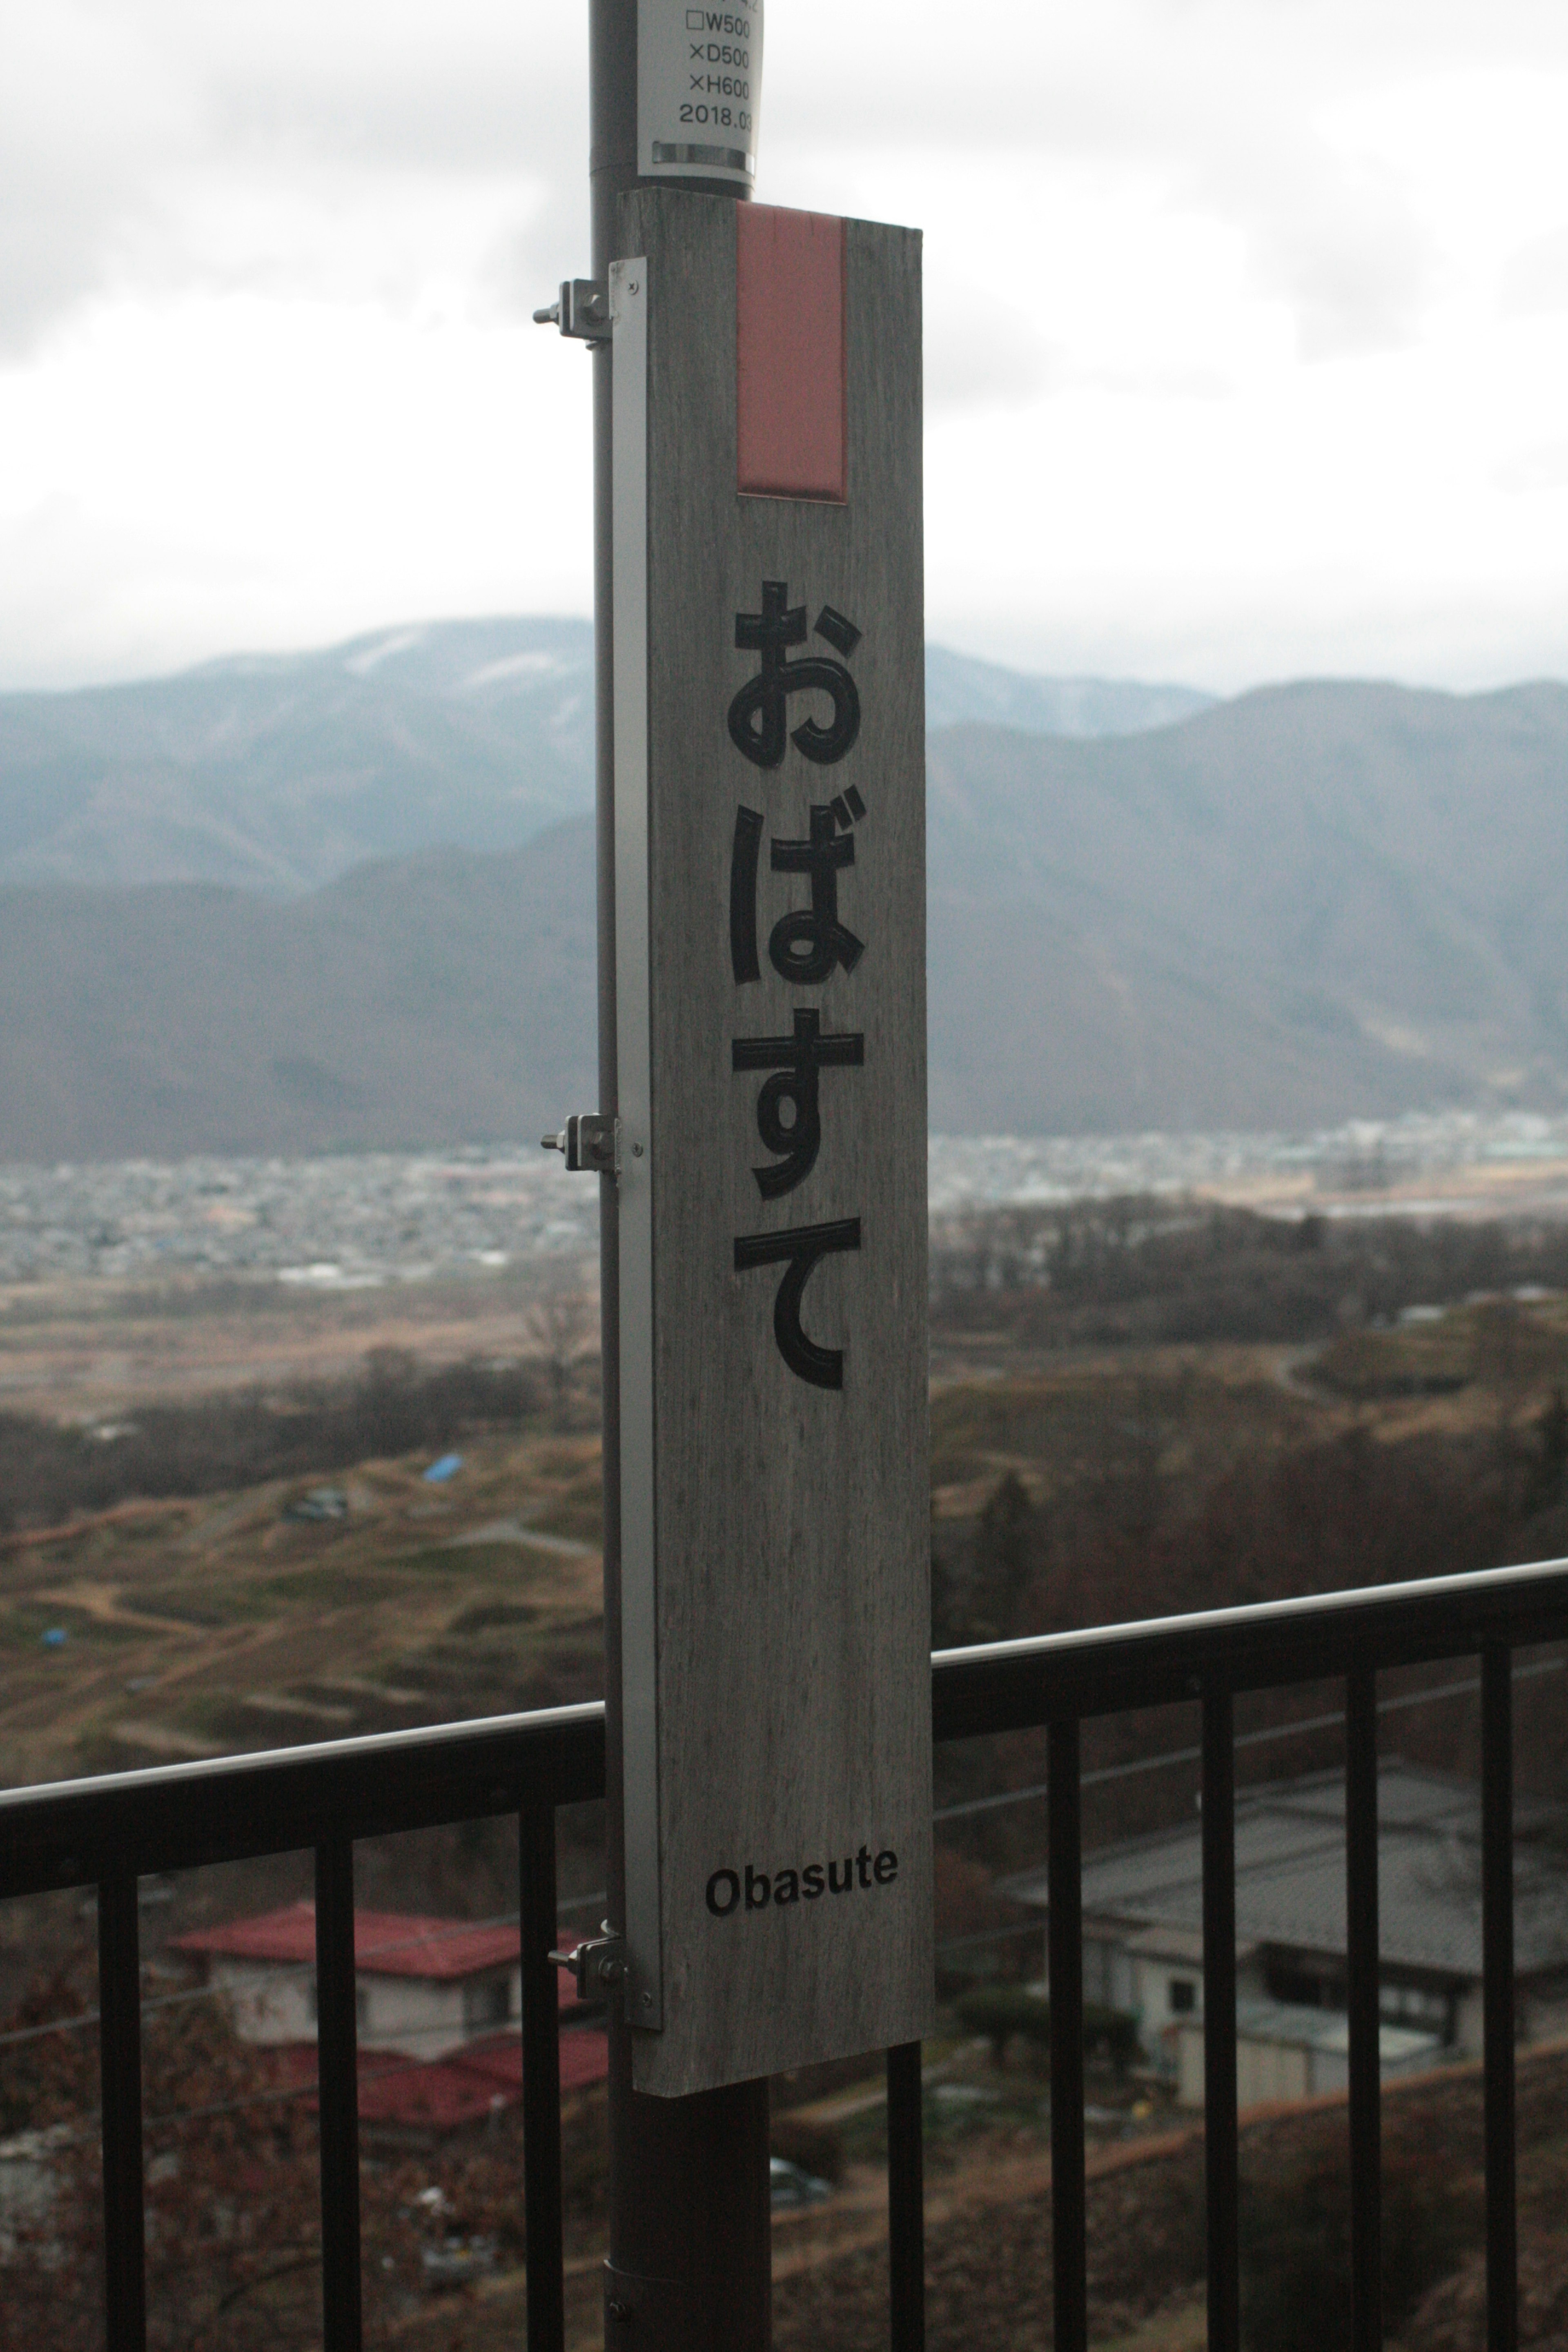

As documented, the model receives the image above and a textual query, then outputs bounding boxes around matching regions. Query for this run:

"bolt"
[608,2298,633,2323]
[632,1143,644,1158]
[641,1991,653,2008]
[629,280,639,294]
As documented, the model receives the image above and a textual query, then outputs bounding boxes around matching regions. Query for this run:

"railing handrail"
[7,1552,1567,2352]
[934,1552,1568,1738]
[0,1693,606,1818]
[0,1697,606,1901]
[4,1552,1567,1900]
[938,1550,1568,1668]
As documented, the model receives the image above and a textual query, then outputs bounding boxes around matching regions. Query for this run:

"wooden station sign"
[610,189,933,2096]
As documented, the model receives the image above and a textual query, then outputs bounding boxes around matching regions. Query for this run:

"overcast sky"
[3,0,1567,695]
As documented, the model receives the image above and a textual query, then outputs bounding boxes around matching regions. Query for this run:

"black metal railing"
[0,1700,602,2352]
[3,1553,1567,2351]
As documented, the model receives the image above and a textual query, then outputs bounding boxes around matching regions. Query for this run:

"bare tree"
[519,1267,600,1431]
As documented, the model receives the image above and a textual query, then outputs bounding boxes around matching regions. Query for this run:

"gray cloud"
[0,8,195,355]
[0,0,1531,365]
[6,0,1568,699]
[1500,228,1568,316]
[924,281,1061,414]
[0,0,587,353]
[1495,438,1568,494]
[483,184,594,325]
[775,16,1444,363]
[1223,145,1438,360]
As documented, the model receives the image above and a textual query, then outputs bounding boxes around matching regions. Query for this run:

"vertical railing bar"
[887,2039,926,2351]
[1048,1715,1087,2352]
[1345,1668,1382,2352]
[1201,1690,1239,2352]
[315,1835,363,2352]
[521,1792,567,2352]
[1482,1644,1518,2352]
[98,1864,148,2352]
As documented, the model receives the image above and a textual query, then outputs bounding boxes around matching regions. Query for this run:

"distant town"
[6,1109,1568,1290]
[0,1147,595,1289]
[928,1109,1568,1223]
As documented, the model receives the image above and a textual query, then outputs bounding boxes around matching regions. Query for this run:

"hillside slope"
[0,822,597,1159]
[4,677,1568,1157]
[927,677,1568,1130]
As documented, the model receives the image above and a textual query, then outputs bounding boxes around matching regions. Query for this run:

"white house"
[1007,1762,1568,2106]
[1175,2002,1442,2111]
[172,1903,523,2061]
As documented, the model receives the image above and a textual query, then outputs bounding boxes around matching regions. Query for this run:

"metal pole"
[587,9,771,2346]
[1201,1692,1239,2352]
[1481,1645,1517,2352]
[314,1837,364,2352]
[887,2041,927,2352]
[98,1866,148,2352]
[1047,1718,1087,2352]
[1345,1670,1382,2352]
[520,1796,567,2352]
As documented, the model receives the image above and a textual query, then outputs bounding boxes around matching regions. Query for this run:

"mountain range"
[926,679,1568,1134]
[2,625,1567,1161]
[0,620,1211,898]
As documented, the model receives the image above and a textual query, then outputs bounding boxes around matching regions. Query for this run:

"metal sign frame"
[610,254,664,2029]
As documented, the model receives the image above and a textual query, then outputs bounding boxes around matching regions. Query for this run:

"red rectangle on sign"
[736,205,847,503]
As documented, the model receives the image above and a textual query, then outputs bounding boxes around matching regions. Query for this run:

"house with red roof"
[254,2021,613,2138]
[173,1903,609,2135]
[175,1903,541,2060]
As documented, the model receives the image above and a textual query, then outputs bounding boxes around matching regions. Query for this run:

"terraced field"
[0,1430,604,1789]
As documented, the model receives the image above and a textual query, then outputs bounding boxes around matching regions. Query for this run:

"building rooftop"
[268,2026,610,2130]
[174,1902,523,1983]
[1227,2000,1440,2065]
[1007,1761,1568,1982]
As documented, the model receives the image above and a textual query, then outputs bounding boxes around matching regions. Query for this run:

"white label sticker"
[638,0,761,186]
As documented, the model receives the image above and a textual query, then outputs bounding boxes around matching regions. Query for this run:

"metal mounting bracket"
[541,1114,619,1174]
[532,278,610,343]
[549,1924,628,2012]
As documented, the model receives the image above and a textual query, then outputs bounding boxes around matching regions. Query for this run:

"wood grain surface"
[615,187,932,2096]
